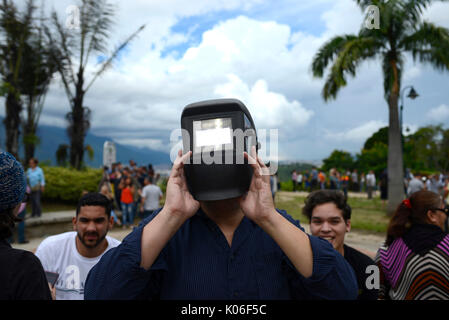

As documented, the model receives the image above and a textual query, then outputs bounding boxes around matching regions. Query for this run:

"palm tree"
[46,0,145,169]
[311,0,449,214]
[0,0,34,159]
[21,8,60,163]
[0,0,59,162]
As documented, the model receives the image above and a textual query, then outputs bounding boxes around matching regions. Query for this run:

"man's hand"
[48,283,56,300]
[239,146,276,225]
[140,150,199,270]
[162,150,200,222]
[41,186,45,193]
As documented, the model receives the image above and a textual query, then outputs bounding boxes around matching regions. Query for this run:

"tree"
[404,125,446,172]
[56,143,93,167]
[0,0,59,162]
[440,128,449,172]
[0,0,34,159]
[321,150,355,172]
[46,0,144,169]
[356,142,388,176]
[357,125,449,177]
[363,126,388,150]
[56,143,69,166]
[20,9,60,163]
[311,0,449,214]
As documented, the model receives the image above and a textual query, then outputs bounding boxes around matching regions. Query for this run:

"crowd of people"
[98,160,164,228]
[1,150,449,301]
[290,168,387,195]
[289,168,449,202]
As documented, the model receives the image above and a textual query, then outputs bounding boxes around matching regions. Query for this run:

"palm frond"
[401,21,449,71]
[82,0,115,67]
[84,24,145,92]
[312,35,357,78]
[400,0,436,26]
[317,36,382,101]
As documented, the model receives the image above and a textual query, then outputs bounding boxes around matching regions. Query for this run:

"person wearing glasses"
[375,190,449,300]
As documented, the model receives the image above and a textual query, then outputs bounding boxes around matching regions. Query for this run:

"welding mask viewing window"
[181,98,258,201]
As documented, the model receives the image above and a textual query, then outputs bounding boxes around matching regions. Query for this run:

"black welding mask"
[181,98,258,201]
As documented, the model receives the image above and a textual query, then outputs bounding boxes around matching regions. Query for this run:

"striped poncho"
[375,223,449,300]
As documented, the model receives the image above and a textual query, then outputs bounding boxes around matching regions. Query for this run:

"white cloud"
[427,104,449,122]
[403,65,422,81]
[325,120,387,142]
[320,0,363,38]
[423,2,449,29]
[14,0,448,162]
[214,74,313,130]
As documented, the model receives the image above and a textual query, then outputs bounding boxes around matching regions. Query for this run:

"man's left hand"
[239,146,276,225]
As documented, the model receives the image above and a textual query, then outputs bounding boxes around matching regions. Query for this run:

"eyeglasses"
[22,193,30,203]
[431,206,449,217]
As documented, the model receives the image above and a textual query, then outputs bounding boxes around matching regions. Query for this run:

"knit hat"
[0,152,26,211]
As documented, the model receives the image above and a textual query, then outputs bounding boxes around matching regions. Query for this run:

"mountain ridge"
[0,117,171,167]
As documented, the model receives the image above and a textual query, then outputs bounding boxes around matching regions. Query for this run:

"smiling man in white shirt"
[35,193,121,300]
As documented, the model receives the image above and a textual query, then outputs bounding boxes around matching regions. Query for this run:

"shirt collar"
[194,207,256,251]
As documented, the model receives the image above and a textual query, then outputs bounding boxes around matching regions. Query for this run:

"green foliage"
[363,127,388,150]
[84,144,94,161]
[0,81,8,96]
[22,133,40,147]
[158,177,168,194]
[280,180,294,192]
[356,142,388,176]
[42,166,102,204]
[276,162,315,182]
[322,124,449,176]
[55,144,70,167]
[321,150,355,172]
[404,125,449,173]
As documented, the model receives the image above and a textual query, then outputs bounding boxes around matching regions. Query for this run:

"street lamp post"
[400,86,419,136]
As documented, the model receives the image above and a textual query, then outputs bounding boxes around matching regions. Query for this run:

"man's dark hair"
[76,192,112,217]
[144,176,152,184]
[302,190,351,222]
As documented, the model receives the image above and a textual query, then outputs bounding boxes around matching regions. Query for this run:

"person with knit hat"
[0,151,52,300]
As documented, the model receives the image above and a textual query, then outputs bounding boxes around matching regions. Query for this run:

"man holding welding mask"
[85,99,357,300]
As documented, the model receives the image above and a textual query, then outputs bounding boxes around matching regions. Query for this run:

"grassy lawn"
[35,192,391,233]
[274,191,391,234]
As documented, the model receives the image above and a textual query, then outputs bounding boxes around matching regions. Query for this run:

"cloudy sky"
[7,0,449,163]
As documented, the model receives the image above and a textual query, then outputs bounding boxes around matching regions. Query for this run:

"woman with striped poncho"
[375,190,449,300]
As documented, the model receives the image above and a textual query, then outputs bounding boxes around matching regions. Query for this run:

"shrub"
[157,177,168,194]
[41,166,103,204]
[280,180,294,191]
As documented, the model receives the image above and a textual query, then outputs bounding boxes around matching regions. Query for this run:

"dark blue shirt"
[85,208,358,300]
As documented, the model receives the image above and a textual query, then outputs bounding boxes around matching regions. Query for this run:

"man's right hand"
[140,150,199,270]
[162,150,199,222]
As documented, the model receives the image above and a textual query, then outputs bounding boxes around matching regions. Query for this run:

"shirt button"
[234,292,238,297]
[230,254,234,260]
